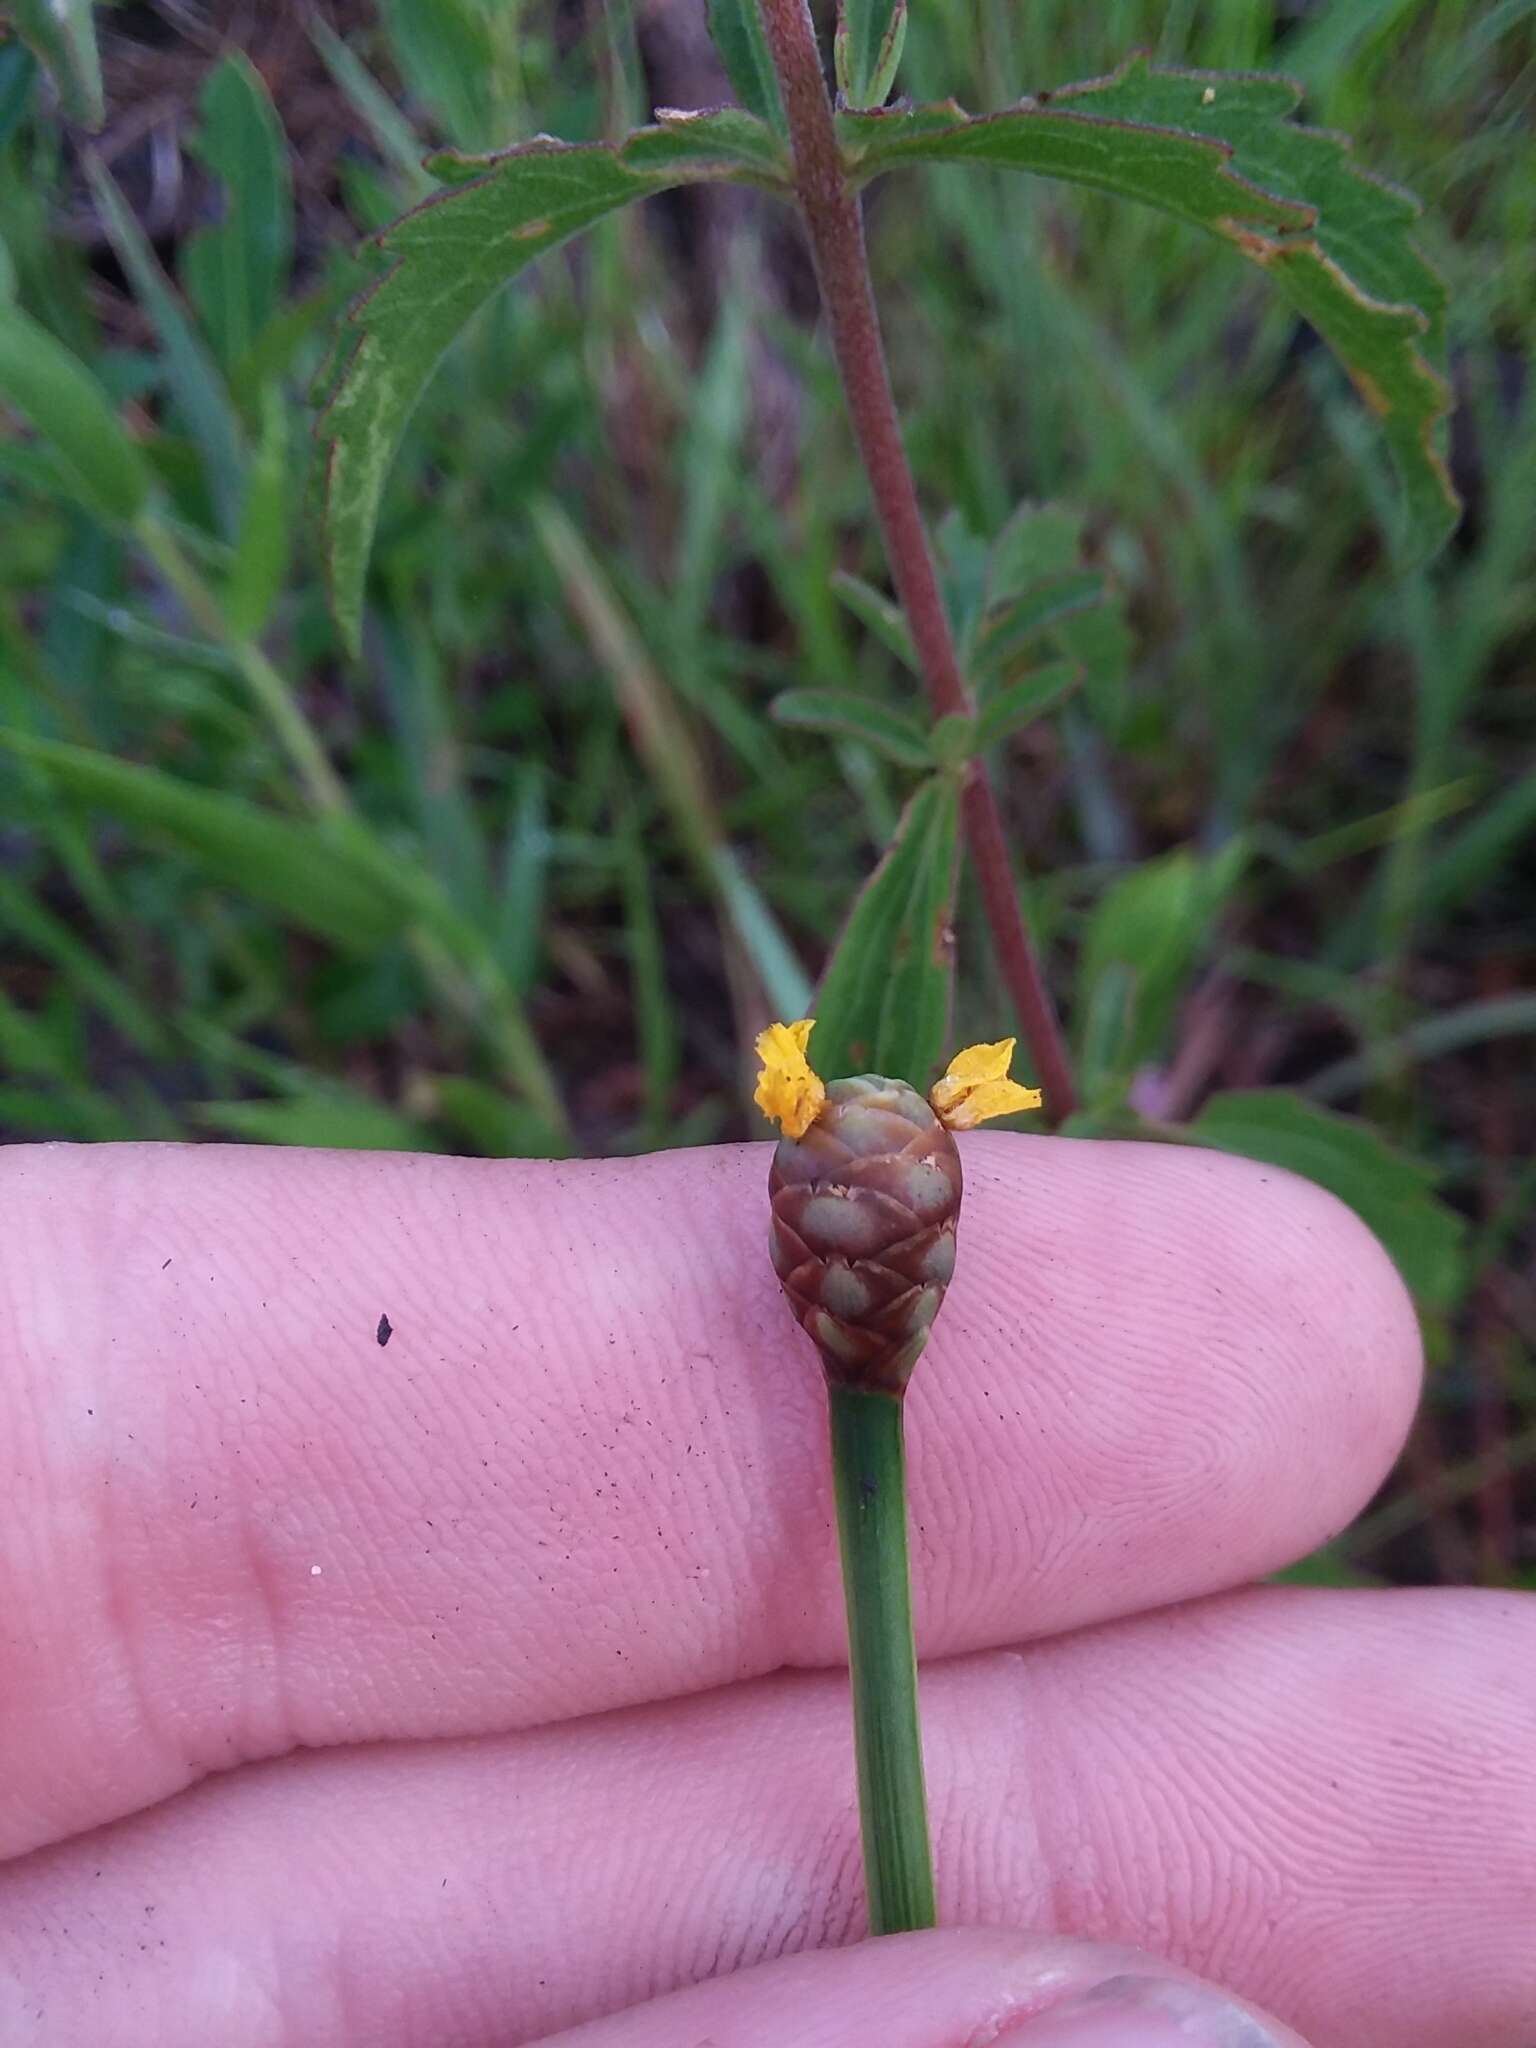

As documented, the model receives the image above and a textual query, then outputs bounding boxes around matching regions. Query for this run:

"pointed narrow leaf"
[85,156,247,533]
[813,775,959,1089]
[317,121,782,653]
[194,1094,432,1151]
[771,687,932,768]
[706,0,787,137]
[974,659,1082,748]
[224,386,289,637]
[835,0,907,112]
[0,301,150,523]
[971,572,1103,684]
[841,55,1457,561]
[1,732,411,952]
[829,569,920,673]
[182,53,295,372]
[10,0,102,128]
[1188,1090,1467,1308]
[1077,844,1245,1084]
[975,507,1132,729]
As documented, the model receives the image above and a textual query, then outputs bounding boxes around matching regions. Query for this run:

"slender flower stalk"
[757,1023,1040,1932]
[828,1381,933,1931]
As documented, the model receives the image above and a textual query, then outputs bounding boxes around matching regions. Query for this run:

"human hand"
[0,1138,1529,2046]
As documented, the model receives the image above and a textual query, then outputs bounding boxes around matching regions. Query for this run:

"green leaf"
[835,0,907,112]
[1188,1090,1468,1309]
[829,568,920,674]
[1,732,412,952]
[317,120,782,653]
[377,0,499,151]
[182,53,295,373]
[985,502,1088,592]
[926,712,975,768]
[1076,843,1245,1085]
[10,0,102,128]
[973,659,1082,749]
[841,55,1458,562]
[975,507,1131,731]
[224,387,289,638]
[424,1073,564,1157]
[934,510,991,664]
[771,687,932,768]
[195,1093,432,1151]
[308,17,436,201]
[0,41,39,150]
[0,301,151,523]
[85,155,247,534]
[0,871,168,1057]
[707,0,787,137]
[812,776,959,1090]
[973,572,1104,682]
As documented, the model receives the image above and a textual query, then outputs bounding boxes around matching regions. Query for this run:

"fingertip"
[927,1134,1422,1613]
[538,1928,1308,2047]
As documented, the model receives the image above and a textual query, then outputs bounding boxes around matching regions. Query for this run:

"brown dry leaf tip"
[758,1025,1042,1394]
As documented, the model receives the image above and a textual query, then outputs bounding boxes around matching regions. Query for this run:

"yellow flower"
[929,1038,1043,1131]
[754,1018,827,1139]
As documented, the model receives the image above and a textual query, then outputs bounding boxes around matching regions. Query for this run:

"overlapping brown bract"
[769,1076,963,1395]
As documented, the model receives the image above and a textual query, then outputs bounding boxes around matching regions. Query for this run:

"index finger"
[0,1134,1418,1855]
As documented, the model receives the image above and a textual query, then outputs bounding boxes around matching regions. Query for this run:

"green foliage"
[377,0,502,149]
[317,118,783,649]
[85,156,247,533]
[1077,844,1246,1096]
[1189,1090,1467,1309]
[812,776,960,1091]
[182,54,295,375]
[973,660,1081,750]
[771,689,932,768]
[0,301,150,522]
[835,0,907,111]
[706,0,788,138]
[224,389,290,638]
[841,55,1458,562]
[8,0,102,129]
[974,504,1130,733]
[196,1091,433,1150]
[1,734,416,952]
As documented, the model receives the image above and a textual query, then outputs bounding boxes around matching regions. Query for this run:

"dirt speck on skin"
[377,1314,393,1347]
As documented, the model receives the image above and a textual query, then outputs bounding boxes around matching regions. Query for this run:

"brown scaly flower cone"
[768,1076,963,1396]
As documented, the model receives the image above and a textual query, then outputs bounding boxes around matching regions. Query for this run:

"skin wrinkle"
[1,1592,1533,2046]
[0,1137,1421,1869]
[669,1143,837,1679]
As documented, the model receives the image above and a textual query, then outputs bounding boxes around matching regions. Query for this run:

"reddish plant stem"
[758,0,1076,1117]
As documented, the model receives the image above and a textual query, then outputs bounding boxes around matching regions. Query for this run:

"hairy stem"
[827,1382,936,1934]
[757,0,1076,1116]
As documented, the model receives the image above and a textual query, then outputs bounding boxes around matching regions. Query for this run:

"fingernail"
[992,1972,1284,2047]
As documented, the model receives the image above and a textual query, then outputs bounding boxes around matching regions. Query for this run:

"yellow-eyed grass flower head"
[761,1023,1041,1395]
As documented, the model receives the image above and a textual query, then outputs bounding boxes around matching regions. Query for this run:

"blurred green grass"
[0,0,1531,1584]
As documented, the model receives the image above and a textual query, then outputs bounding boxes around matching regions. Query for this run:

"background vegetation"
[0,0,1531,1588]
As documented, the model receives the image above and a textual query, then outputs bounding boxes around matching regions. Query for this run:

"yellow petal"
[930,1037,1043,1130]
[754,1018,827,1139]
[940,1037,1016,1085]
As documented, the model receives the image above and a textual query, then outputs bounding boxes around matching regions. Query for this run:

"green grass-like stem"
[827,1381,937,1934]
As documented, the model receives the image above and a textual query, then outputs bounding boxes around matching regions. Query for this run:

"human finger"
[1,1588,1527,2046]
[0,1136,1417,1855]
[541,1927,1308,2047]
